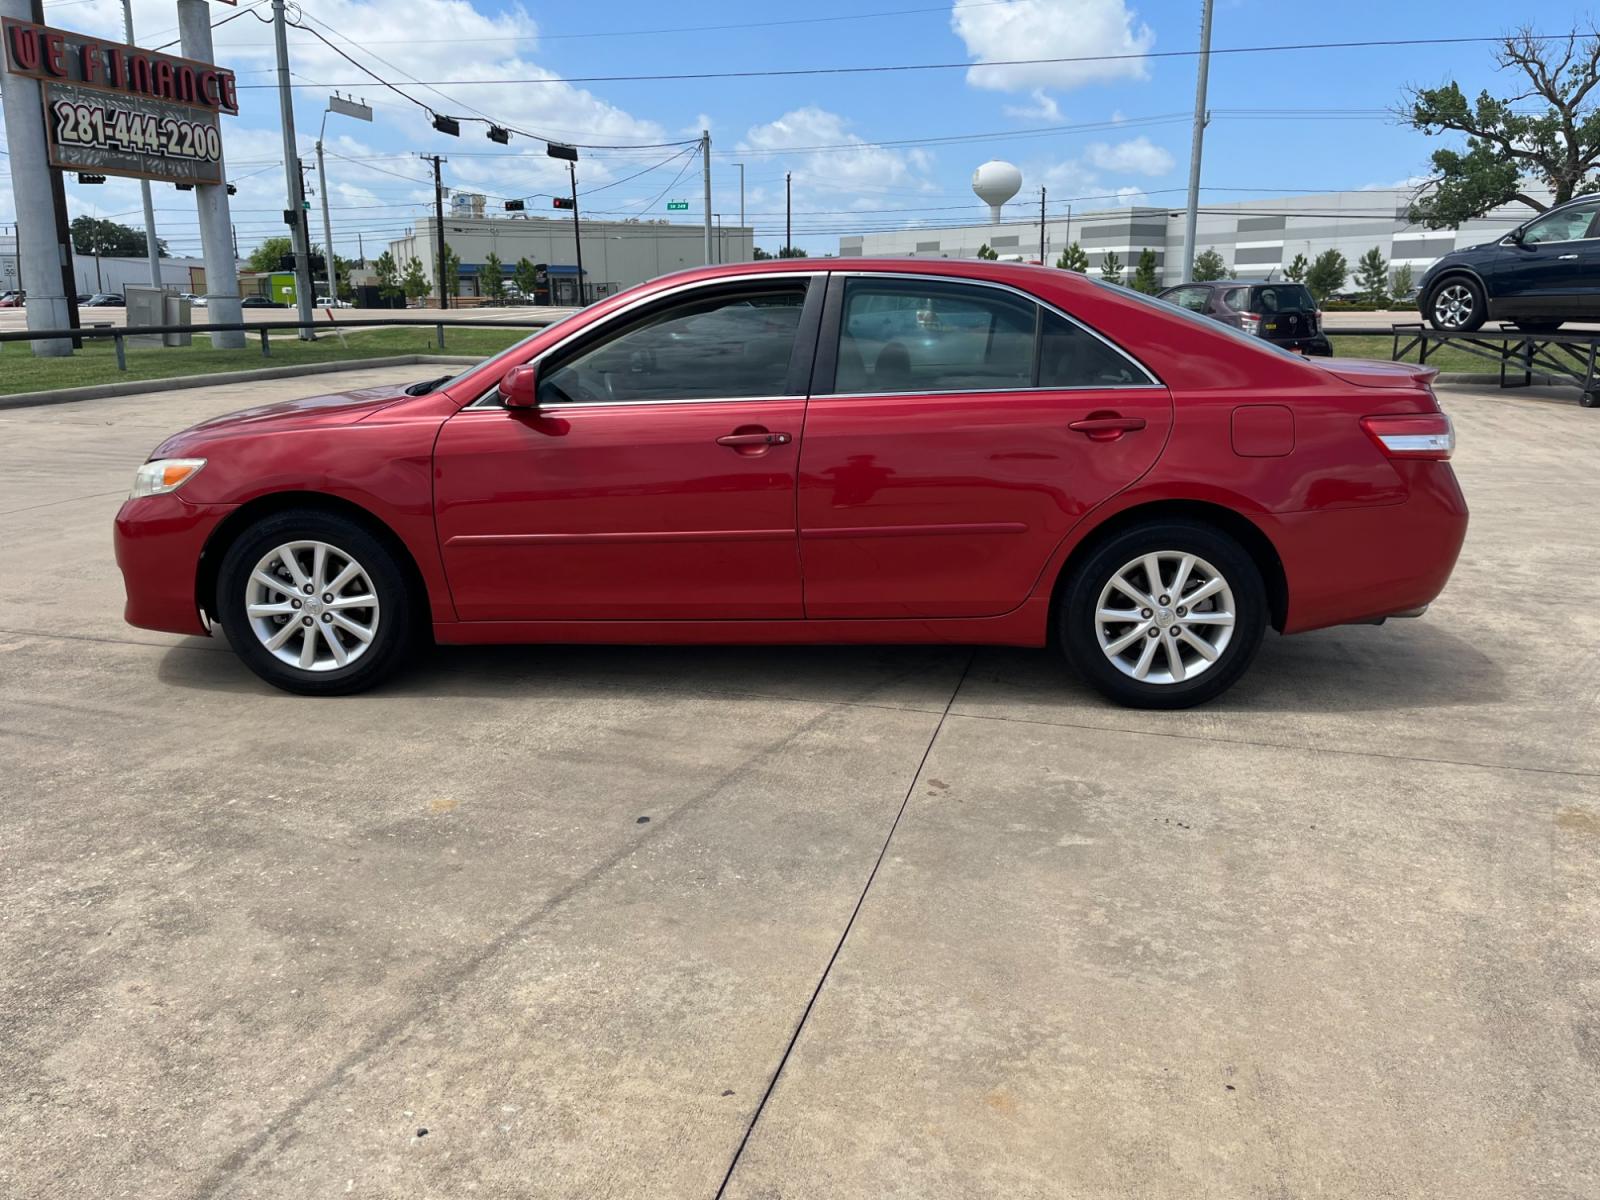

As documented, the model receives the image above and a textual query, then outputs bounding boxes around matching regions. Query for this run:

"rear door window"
[833,278,1036,394]
[1250,284,1316,313]
[1163,286,1210,313]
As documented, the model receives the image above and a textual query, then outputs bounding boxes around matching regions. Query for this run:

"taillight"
[1360,413,1455,460]
[1241,313,1261,334]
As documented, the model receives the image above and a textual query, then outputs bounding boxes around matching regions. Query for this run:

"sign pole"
[178,0,243,347]
[0,0,70,353]
[701,129,711,265]
[271,0,315,337]
[119,0,161,289]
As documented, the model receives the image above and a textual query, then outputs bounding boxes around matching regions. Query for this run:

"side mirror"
[1507,227,1526,245]
[500,363,540,408]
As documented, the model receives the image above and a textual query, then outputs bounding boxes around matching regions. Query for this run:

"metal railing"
[0,315,561,371]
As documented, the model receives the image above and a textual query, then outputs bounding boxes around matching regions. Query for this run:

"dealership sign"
[2,19,237,184]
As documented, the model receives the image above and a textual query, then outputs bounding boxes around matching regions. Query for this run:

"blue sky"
[30,0,1592,259]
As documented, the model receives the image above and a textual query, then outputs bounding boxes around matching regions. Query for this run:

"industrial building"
[387,213,755,306]
[0,236,215,298]
[841,173,1556,288]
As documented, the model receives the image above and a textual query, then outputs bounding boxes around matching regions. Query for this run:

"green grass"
[0,325,531,395]
[1329,334,1491,373]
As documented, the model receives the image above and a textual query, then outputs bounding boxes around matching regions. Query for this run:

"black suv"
[1419,195,1600,333]
[1157,280,1331,355]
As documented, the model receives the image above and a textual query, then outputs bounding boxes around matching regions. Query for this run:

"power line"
[233,32,1583,90]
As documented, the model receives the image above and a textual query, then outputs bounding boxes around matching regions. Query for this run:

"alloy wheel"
[1094,551,1236,685]
[1432,284,1475,329]
[245,540,381,672]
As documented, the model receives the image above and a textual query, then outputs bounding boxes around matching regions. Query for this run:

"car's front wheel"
[1426,277,1487,332]
[216,510,416,695]
[1060,521,1267,709]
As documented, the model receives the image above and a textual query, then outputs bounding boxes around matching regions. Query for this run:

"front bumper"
[114,495,234,635]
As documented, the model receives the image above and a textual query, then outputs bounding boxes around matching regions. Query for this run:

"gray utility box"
[125,287,192,347]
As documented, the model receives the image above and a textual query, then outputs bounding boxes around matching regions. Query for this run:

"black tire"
[1581,391,1600,409]
[1059,520,1267,710]
[1512,319,1563,334]
[215,509,416,696]
[1425,276,1487,332]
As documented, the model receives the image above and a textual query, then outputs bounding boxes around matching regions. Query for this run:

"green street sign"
[666,200,688,211]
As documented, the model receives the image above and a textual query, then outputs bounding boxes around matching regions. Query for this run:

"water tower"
[972,160,1022,224]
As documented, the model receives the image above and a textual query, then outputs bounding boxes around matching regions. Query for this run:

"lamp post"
[316,94,373,305]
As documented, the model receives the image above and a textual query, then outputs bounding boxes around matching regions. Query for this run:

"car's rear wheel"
[1427,278,1486,332]
[1060,521,1267,709]
[216,510,415,695]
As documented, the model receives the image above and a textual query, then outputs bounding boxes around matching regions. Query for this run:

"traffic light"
[546,143,578,162]
[487,126,509,144]
[432,114,460,136]
[227,184,237,195]
[505,199,525,212]
[552,197,574,210]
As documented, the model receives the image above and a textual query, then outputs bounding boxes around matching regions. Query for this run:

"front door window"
[1520,202,1600,245]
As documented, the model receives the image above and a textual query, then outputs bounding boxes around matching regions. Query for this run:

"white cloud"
[737,107,938,217]
[1004,90,1063,121]
[951,0,1155,92]
[1084,136,1174,176]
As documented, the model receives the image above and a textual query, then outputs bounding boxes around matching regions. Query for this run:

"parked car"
[1420,194,1600,332]
[114,259,1466,708]
[1158,280,1332,355]
[239,295,279,308]
[83,293,125,307]
[316,296,352,309]
[177,292,208,308]
[0,291,25,307]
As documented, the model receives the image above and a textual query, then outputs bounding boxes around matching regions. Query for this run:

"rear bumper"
[1267,334,1332,356]
[1273,462,1468,634]
[114,495,233,636]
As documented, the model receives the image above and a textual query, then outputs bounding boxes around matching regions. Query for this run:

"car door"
[433,275,822,621]
[796,274,1173,619]
[1496,200,1600,316]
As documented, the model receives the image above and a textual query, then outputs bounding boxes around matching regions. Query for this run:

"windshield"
[1102,278,1308,361]
[1250,284,1316,313]
[430,308,590,395]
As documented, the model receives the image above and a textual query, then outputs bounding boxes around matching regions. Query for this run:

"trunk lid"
[1315,358,1440,391]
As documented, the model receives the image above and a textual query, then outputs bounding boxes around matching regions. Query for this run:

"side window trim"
[813,271,1161,396]
[468,272,825,408]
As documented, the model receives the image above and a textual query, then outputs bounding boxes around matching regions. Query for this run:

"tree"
[976,243,999,260]
[1130,247,1161,294]
[1354,246,1390,305]
[777,245,808,258]
[374,251,402,305]
[400,257,429,303]
[513,257,540,296]
[71,215,165,258]
[439,244,460,297]
[1099,250,1123,286]
[1055,241,1088,272]
[1192,247,1227,281]
[481,251,506,302]
[1391,263,1415,299]
[1285,253,1309,282]
[1403,26,1600,227]
[752,246,775,260]
[247,236,295,274]
[1305,249,1349,301]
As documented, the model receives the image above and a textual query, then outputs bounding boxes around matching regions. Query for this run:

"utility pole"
[701,129,712,266]
[785,172,791,257]
[1039,186,1047,263]
[734,162,745,260]
[272,0,314,336]
[423,154,449,310]
[179,0,243,346]
[122,0,160,288]
[568,160,583,303]
[317,95,373,305]
[1181,0,1214,284]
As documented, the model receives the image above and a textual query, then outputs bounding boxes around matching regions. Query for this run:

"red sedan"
[115,259,1466,707]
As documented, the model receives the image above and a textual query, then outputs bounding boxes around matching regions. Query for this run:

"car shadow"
[155,620,1501,717]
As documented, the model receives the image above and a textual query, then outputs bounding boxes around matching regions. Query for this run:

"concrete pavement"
[1,370,1595,1199]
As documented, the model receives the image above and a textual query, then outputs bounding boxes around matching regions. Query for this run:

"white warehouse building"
[388,214,754,306]
[839,186,1557,288]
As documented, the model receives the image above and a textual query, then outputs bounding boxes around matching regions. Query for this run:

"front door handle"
[716,431,792,446]
[1559,253,1580,260]
[1068,415,1147,441]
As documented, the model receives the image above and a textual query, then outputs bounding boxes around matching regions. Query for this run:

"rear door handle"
[716,431,792,446]
[1068,416,1147,441]
[1559,253,1580,260]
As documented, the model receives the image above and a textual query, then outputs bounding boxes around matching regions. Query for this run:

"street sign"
[666,200,688,211]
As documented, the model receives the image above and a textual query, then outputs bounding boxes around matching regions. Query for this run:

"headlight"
[131,458,206,498]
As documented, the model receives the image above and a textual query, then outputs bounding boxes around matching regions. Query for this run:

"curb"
[1432,371,1578,388]
[0,354,482,412]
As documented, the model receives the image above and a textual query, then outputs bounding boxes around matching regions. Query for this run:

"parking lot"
[2,368,1596,1198]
